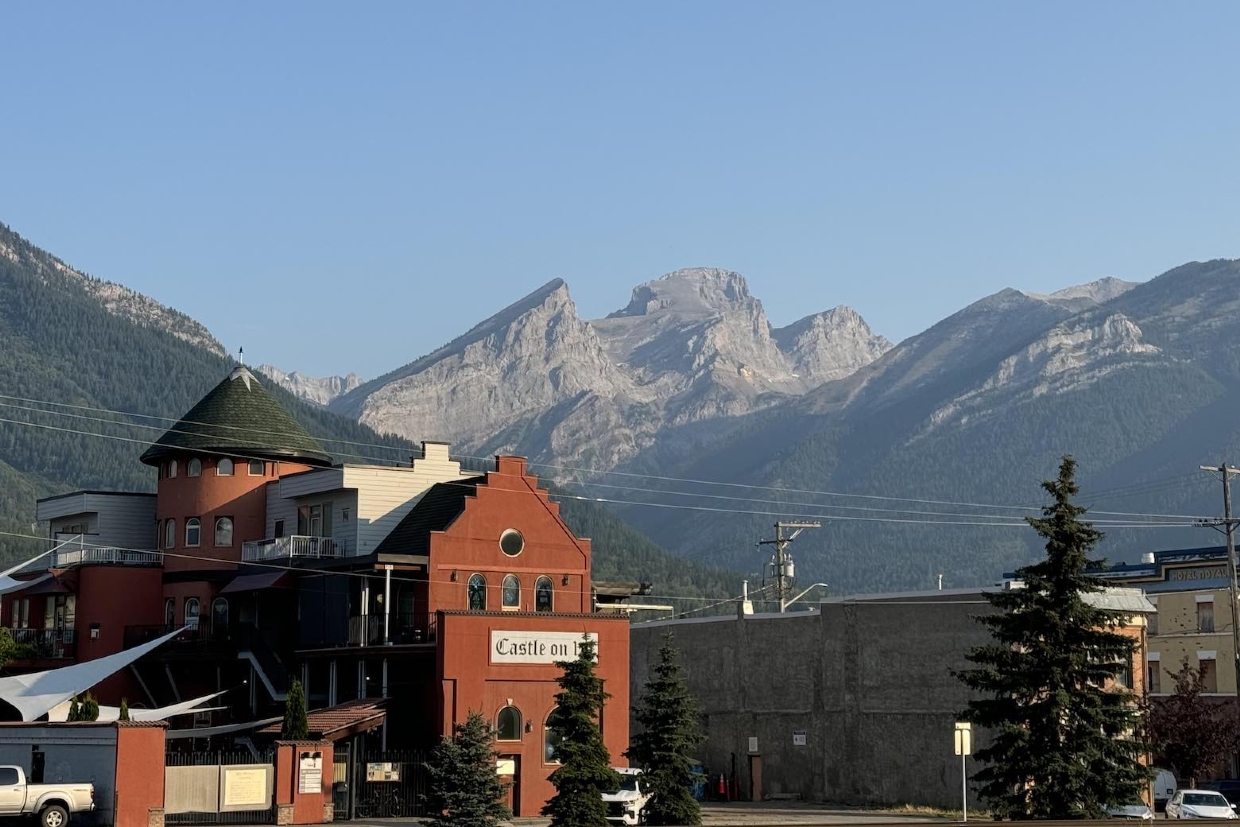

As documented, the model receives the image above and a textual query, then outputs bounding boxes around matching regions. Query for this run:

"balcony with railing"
[348,614,436,647]
[51,546,162,568]
[241,535,339,563]
[9,627,76,659]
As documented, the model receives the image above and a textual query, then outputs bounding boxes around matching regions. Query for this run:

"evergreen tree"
[80,692,100,722]
[542,637,620,827]
[424,711,511,827]
[118,698,131,722]
[66,697,80,722]
[1145,657,1240,787]
[282,679,309,740]
[955,455,1148,819]
[626,632,703,825]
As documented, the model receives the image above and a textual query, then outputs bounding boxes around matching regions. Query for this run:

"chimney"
[420,441,451,465]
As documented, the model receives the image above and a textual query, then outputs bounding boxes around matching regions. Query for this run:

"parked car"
[1107,803,1155,820]
[1165,790,1236,820]
[602,768,650,826]
[0,765,94,827]
[1198,780,1240,807]
[1153,768,1178,813]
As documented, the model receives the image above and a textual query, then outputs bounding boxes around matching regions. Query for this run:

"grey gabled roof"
[141,366,331,467]
[374,479,481,556]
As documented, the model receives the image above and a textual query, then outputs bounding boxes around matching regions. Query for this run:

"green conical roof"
[141,366,332,467]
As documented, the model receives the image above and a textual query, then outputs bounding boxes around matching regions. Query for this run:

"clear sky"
[3,2,1239,378]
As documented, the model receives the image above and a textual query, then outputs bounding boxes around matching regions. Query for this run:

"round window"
[499,529,525,557]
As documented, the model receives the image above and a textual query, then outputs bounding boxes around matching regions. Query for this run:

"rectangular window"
[1148,608,1159,636]
[1148,662,1162,694]
[17,599,29,630]
[274,520,285,539]
[1198,601,1215,633]
[1115,659,1133,690]
[1202,658,1219,692]
[297,504,330,537]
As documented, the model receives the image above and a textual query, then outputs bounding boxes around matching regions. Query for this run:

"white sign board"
[954,721,972,756]
[747,737,759,754]
[221,767,269,809]
[792,731,807,747]
[491,631,599,664]
[298,751,323,795]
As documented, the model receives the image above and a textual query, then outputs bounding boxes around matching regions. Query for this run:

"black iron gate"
[336,749,428,820]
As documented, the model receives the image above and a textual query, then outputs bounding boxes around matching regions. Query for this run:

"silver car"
[1165,790,1236,820]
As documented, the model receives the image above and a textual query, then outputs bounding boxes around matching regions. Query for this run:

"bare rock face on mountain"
[330,280,643,466]
[773,306,893,382]
[257,365,363,406]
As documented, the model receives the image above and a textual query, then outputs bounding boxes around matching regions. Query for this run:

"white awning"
[47,690,227,723]
[0,627,185,721]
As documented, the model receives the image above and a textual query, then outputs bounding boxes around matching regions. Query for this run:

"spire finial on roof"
[238,346,244,366]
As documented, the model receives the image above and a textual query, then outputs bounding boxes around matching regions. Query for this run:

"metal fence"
[334,748,428,820]
[165,749,274,826]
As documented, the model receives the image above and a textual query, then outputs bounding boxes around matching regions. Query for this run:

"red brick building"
[4,364,631,816]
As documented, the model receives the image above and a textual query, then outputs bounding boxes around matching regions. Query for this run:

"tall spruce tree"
[281,678,309,740]
[542,637,620,827]
[424,711,511,827]
[955,455,1148,819]
[626,632,703,826]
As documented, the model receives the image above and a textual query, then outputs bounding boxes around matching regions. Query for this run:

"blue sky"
[3,2,1239,378]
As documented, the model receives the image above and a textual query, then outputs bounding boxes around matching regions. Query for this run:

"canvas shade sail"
[0,626,184,721]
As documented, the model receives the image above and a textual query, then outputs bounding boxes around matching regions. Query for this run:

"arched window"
[248,460,264,476]
[211,597,229,629]
[164,519,175,549]
[535,576,553,613]
[502,575,520,609]
[187,458,202,477]
[164,598,175,627]
[167,460,177,479]
[467,574,486,611]
[216,458,234,476]
[185,518,201,547]
[184,598,200,629]
[497,706,522,741]
[214,517,233,547]
[544,709,563,764]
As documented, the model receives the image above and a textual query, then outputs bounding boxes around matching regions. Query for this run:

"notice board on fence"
[219,765,274,812]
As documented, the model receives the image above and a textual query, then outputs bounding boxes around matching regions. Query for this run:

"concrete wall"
[630,598,997,809]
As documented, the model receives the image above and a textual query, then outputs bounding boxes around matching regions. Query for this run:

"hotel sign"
[1169,566,1229,582]
[491,631,599,664]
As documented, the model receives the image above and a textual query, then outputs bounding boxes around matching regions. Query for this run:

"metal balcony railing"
[10,627,76,659]
[51,547,162,568]
[346,614,436,647]
[241,535,339,563]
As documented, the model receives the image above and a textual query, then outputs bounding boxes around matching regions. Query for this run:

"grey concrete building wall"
[630,595,995,809]
[0,724,117,824]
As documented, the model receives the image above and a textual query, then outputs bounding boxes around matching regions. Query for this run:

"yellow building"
[1098,547,1236,696]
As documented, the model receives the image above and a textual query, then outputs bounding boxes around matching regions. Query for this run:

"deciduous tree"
[1146,657,1240,788]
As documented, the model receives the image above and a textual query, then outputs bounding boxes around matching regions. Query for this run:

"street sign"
[954,722,972,756]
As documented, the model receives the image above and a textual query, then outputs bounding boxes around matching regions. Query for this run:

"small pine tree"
[282,678,309,740]
[626,632,702,826]
[80,692,100,722]
[424,711,511,827]
[118,698,131,722]
[1146,657,1240,788]
[955,456,1148,819]
[542,637,620,827]
[66,697,81,722]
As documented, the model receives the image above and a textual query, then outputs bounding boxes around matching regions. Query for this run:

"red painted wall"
[156,457,311,573]
[426,457,591,621]
[275,741,334,824]
[437,611,630,817]
[75,566,164,703]
[114,723,166,827]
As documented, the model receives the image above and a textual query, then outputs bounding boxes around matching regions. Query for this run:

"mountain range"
[0,222,735,603]
[6,216,1240,594]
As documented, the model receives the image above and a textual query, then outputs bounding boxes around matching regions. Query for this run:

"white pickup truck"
[603,768,650,826]
[0,765,94,827]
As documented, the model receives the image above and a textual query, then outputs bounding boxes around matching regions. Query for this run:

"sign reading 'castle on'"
[491,631,599,663]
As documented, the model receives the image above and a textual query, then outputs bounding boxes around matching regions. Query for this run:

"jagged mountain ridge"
[258,364,363,406]
[326,268,893,466]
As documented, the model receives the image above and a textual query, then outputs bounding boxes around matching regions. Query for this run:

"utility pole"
[758,521,820,612]
[1198,464,1240,725]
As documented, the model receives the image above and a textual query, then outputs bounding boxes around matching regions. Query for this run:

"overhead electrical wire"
[0,395,1215,525]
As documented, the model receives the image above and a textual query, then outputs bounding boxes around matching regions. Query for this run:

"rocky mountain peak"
[257,365,363,406]
[773,306,894,383]
[608,268,755,321]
